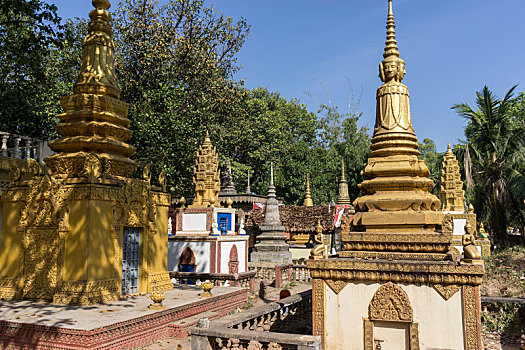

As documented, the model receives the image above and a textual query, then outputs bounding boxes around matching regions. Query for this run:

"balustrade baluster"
[1,134,8,156]
[13,137,21,158]
[24,140,31,160]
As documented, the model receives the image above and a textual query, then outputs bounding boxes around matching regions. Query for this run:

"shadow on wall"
[167,241,210,272]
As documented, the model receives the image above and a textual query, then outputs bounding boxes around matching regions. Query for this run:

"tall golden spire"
[190,132,221,207]
[45,0,137,178]
[383,0,400,61]
[439,143,465,212]
[345,0,446,260]
[337,160,351,205]
[303,174,314,206]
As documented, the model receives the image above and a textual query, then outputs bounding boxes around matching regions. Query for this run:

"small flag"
[253,203,265,210]
[334,205,347,228]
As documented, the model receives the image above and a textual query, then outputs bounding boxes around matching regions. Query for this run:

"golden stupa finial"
[44,0,137,177]
[383,0,399,60]
[379,0,405,84]
[75,0,119,98]
[303,174,314,206]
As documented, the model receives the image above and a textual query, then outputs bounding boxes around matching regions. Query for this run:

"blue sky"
[47,0,525,152]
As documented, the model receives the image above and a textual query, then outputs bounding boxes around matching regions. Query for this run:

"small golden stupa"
[190,132,221,207]
[336,160,351,205]
[439,143,465,212]
[303,174,314,206]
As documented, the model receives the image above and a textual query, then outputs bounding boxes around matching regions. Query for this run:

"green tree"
[112,0,250,194]
[418,138,442,195]
[452,85,525,244]
[0,0,64,138]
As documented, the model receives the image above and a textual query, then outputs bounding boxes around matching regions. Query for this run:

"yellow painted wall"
[0,202,21,277]
[65,199,114,281]
[64,200,88,281]
[151,206,169,273]
[87,200,114,280]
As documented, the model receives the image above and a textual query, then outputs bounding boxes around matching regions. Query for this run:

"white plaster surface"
[453,218,467,235]
[324,282,465,350]
[219,239,247,273]
[182,213,207,231]
[168,240,210,273]
[290,247,311,260]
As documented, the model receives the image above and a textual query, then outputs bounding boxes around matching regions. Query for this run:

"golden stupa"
[190,132,221,207]
[344,0,448,260]
[439,143,465,212]
[0,0,171,305]
[303,174,314,206]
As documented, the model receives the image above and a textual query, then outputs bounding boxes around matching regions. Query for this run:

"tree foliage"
[453,86,525,244]
[0,0,64,138]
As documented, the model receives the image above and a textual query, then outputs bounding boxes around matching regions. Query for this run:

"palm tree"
[452,85,525,245]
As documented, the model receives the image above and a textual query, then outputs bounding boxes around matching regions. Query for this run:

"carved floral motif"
[369,282,413,322]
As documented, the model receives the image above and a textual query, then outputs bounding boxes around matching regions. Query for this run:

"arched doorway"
[179,247,196,272]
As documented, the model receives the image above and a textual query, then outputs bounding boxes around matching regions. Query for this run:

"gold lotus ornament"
[148,292,166,310]
[200,281,214,297]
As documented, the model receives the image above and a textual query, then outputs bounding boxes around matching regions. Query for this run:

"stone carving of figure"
[310,220,325,258]
[462,222,481,261]
[376,57,413,134]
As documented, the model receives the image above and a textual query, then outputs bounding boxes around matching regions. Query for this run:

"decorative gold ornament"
[369,282,413,322]
[351,0,441,239]
[440,143,465,212]
[303,174,314,206]
[179,196,186,207]
[200,281,214,297]
[148,291,166,310]
[190,132,220,207]
[325,279,348,295]
[337,160,351,205]
[226,197,233,208]
[463,285,483,350]
[45,0,137,178]
[307,258,485,287]
[433,284,461,300]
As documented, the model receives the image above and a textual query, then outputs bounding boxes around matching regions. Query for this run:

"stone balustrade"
[291,259,312,283]
[190,289,320,350]
[0,131,46,162]
[169,271,256,292]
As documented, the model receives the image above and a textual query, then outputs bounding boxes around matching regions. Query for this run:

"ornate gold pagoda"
[303,174,314,206]
[440,143,465,212]
[307,3,484,349]
[336,160,351,205]
[345,0,446,260]
[0,0,171,305]
[190,132,221,207]
[45,0,136,178]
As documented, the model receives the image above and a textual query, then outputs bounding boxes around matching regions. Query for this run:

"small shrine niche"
[364,283,420,350]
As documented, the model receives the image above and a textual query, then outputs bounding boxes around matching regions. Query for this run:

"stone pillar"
[251,163,291,264]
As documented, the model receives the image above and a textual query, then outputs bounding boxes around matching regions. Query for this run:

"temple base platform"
[308,257,485,350]
[0,286,248,349]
